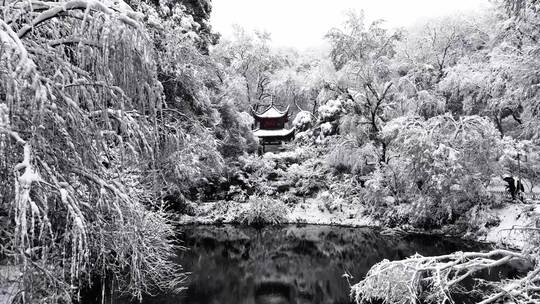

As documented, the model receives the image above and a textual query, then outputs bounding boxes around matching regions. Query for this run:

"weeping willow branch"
[0,126,26,145]
[48,37,102,48]
[0,18,36,76]
[0,0,186,302]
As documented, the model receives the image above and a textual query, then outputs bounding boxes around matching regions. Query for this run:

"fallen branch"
[350,249,538,304]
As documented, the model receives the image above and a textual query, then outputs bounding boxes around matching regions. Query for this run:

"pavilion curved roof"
[252,104,289,119]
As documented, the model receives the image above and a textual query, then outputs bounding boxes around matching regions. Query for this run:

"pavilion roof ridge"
[252,103,289,119]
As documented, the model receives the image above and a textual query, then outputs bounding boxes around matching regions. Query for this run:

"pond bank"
[177,199,540,250]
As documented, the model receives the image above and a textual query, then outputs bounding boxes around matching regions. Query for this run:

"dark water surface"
[105,224,524,304]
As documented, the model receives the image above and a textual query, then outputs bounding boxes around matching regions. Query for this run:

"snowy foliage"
[211,27,288,109]
[320,122,335,136]
[0,103,8,128]
[327,142,377,175]
[236,196,288,226]
[294,130,312,143]
[292,110,313,131]
[318,99,344,122]
[416,90,445,119]
[326,11,401,71]
[499,137,540,188]
[374,115,504,226]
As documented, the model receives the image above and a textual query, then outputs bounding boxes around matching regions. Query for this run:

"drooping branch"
[49,37,102,48]
[63,81,131,101]
[17,0,140,39]
[0,18,36,76]
[0,126,27,145]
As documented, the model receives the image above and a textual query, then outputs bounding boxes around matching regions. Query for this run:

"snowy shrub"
[359,168,397,219]
[294,130,312,143]
[282,193,301,206]
[327,142,378,174]
[238,111,255,126]
[236,196,288,226]
[240,154,275,174]
[161,127,225,196]
[416,90,445,119]
[316,191,343,213]
[339,114,370,144]
[320,122,335,136]
[226,185,249,203]
[318,98,344,122]
[237,155,276,190]
[263,147,309,164]
[292,111,313,131]
[376,114,504,228]
[216,100,258,158]
[317,190,333,202]
[284,163,307,184]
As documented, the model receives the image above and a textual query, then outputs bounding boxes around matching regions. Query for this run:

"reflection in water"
[140,225,479,304]
[106,225,522,304]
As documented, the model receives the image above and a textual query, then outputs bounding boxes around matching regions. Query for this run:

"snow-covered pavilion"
[252,103,295,150]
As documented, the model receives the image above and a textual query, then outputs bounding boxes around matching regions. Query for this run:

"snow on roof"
[253,128,294,138]
[253,104,289,118]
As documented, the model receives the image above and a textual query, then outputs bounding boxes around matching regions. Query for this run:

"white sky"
[211,0,491,49]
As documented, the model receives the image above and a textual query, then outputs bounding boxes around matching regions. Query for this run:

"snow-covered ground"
[178,198,379,227]
[483,202,540,249]
[287,198,379,226]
